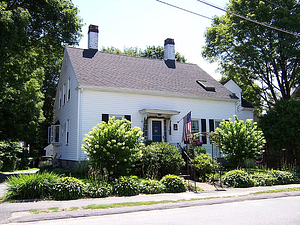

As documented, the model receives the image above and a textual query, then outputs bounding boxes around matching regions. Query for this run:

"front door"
[152,121,162,142]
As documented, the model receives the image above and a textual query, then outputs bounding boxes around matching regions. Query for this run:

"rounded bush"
[251,172,276,186]
[223,170,254,188]
[268,170,294,185]
[84,183,112,198]
[160,174,187,193]
[140,142,185,179]
[194,153,218,182]
[52,177,85,200]
[139,179,165,194]
[114,176,139,196]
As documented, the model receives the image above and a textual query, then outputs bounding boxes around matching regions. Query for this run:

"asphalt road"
[6,196,300,225]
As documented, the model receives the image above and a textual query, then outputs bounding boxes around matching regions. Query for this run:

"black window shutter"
[102,114,109,123]
[209,119,214,132]
[124,115,131,121]
[201,119,207,144]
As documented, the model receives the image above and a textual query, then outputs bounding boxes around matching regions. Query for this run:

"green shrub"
[52,177,85,200]
[114,176,139,196]
[160,174,187,193]
[210,115,265,167]
[251,172,276,186]
[82,117,143,178]
[194,153,218,182]
[6,172,60,200]
[72,160,91,175]
[139,179,164,194]
[84,183,112,198]
[140,142,185,179]
[223,169,254,188]
[268,170,294,185]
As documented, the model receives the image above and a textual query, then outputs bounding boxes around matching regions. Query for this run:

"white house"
[49,25,250,167]
[221,79,255,122]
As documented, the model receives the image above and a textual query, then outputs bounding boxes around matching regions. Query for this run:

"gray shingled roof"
[66,47,236,100]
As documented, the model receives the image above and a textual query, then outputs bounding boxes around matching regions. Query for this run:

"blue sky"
[71,0,230,80]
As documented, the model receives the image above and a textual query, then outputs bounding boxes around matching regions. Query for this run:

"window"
[102,114,131,123]
[59,88,62,108]
[201,119,207,144]
[63,83,66,105]
[65,119,69,145]
[49,125,60,144]
[67,78,71,101]
[192,120,199,133]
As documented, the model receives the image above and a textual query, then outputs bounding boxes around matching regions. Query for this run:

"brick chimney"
[88,25,99,50]
[164,38,175,61]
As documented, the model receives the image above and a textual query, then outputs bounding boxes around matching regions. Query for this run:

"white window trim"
[67,77,71,101]
[65,119,69,146]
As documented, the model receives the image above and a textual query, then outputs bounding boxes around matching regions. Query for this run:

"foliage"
[0,141,24,171]
[52,177,85,200]
[224,169,296,188]
[259,99,300,165]
[6,172,60,200]
[139,179,165,194]
[223,170,254,188]
[140,142,185,179]
[82,117,144,178]
[101,45,187,62]
[0,0,82,148]
[84,183,112,198]
[113,176,139,197]
[202,0,300,109]
[210,115,265,167]
[160,174,187,193]
[72,160,91,175]
[194,153,218,182]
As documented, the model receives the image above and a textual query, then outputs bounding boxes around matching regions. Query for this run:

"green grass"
[1,168,39,174]
[251,187,300,195]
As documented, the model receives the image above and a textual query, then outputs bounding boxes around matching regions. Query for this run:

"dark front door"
[152,121,162,142]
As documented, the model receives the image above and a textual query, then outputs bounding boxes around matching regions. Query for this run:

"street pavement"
[1,171,300,224]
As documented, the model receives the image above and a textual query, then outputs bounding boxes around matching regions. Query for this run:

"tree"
[101,45,187,62]
[82,117,144,178]
[210,115,265,167]
[0,0,82,147]
[202,0,300,109]
[259,99,300,165]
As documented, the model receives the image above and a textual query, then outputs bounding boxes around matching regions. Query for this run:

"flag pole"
[177,110,192,123]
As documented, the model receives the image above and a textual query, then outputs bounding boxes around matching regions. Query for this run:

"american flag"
[182,111,192,143]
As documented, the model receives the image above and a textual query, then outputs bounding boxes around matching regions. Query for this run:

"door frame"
[148,118,165,142]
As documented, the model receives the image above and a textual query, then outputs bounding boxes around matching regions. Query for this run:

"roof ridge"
[66,46,194,66]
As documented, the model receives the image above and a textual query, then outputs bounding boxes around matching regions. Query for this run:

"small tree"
[210,115,265,167]
[82,117,143,178]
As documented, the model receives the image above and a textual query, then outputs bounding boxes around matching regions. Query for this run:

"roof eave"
[79,85,238,103]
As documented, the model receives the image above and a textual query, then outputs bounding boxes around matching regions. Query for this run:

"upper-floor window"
[67,77,71,101]
[59,89,62,108]
[63,83,66,105]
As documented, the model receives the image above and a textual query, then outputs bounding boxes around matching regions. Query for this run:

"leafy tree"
[82,117,144,178]
[101,45,187,62]
[0,0,82,147]
[210,115,265,167]
[259,99,300,165]
[202,0,300,109]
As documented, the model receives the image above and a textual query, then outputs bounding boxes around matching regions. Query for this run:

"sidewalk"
[1,171,300,224]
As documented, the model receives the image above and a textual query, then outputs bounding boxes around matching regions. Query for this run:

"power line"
[196,0,300,37]
[156,0,212,20]
[262,0,300,16]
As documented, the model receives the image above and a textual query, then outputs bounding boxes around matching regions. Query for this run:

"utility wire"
[196,0,300,37]
[262,0,300,16]
[156,0,212,20]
